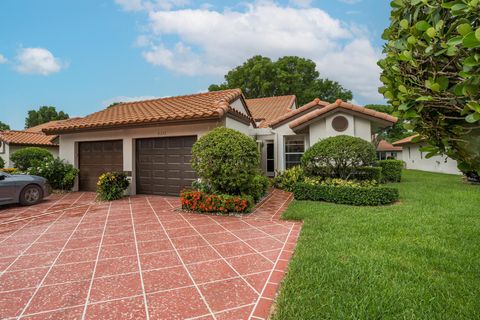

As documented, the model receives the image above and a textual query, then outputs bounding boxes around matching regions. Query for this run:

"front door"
[266,142,275,177]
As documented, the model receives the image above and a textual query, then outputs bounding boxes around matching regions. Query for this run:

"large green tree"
[0,121,10,131]
[209,55,353,105]
[365,104,412,143]
[25,106,69,128]
[379,0,480,180]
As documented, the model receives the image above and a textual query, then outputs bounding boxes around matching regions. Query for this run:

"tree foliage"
[0,121,10,131]
[379,0,480,177]
[209,55,353,105]
[365,104,412,143]
[25,106,69,128]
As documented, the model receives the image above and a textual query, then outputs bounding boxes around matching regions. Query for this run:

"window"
[332,115,349,132]
[266,143,275,173]
[285,136,305,169]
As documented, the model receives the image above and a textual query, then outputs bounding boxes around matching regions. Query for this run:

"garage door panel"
[79,140,123,192]
[136,136,197,196]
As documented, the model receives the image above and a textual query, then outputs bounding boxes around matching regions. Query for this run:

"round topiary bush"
[191,127,261,195]
[301,135,376,179]
[10,147,54,171]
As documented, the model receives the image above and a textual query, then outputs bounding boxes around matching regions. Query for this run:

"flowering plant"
[180,190,253,214]
[96,172,129,201]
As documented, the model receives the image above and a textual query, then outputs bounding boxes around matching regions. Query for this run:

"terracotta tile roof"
[269,98,330,128]
[245,95,296,128]
[44,89,251,134]
[377,140,403,152]
[289,99,398,130]
[0,130,58,146]
[392,134,421,146]
[25,118,80,133]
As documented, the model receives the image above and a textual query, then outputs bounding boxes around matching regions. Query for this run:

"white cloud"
[15,48,65,75]
[0,54,7,64]
[133,2,383,102]
[102,95,159,107]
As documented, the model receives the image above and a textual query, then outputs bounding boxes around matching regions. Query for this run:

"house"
[393,134,461,175]
[43,89,397,195]
[376,140,402,160]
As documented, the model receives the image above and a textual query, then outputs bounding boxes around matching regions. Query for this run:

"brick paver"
[0,190,299,319]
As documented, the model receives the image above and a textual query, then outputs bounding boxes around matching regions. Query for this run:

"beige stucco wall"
[58,121,223,193]
[401,143,460,175]
[0,144,58,168]
[224,116,254,136]
[308,112,372,146]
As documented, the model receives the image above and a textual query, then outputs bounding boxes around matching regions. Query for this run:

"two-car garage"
[78,136,196,196]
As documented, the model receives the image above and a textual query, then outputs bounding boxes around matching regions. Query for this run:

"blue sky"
[0,0,390,130]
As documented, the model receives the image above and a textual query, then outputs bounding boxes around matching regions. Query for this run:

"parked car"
[0,172,51,206]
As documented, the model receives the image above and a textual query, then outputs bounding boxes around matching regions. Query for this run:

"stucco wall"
[224,116,253,136]
[58,121,223,193]
[308,112,372,146]
[401,143,460,175]
[0,144,58,168]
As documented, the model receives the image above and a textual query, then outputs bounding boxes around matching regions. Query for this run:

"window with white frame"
[284,136,305,169]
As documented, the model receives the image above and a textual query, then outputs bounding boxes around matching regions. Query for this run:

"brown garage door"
[78,140,123,191]
[136,136,197,196]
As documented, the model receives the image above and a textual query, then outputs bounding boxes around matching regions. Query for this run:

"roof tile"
[0,131,58,146]
[245,95,296,128]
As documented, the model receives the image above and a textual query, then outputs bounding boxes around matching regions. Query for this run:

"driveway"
[0,190,299,320]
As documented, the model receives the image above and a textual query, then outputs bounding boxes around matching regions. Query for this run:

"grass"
[273,170,480,320]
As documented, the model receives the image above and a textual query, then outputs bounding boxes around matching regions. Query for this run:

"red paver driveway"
[0,190,299,320]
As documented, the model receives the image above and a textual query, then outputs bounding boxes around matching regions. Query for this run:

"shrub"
[301,135,376,179]
[26,158,79,190]
[191,179,215,194]
[377,160,404,183]
[96,172,129,201]
[0,157,4,169]
[191,127,260,196]
[272,166,305,191]
[352,166,382,182]
[10,147,53,171]
[293,182,399,206]
[245,174,270,202]
[180,190,254,214]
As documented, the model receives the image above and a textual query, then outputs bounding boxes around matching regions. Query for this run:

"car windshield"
[0,172,11,178]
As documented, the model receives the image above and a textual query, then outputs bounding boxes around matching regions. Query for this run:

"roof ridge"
[1,130,48,135]
[245,95,296,101]
[112,88,243,106]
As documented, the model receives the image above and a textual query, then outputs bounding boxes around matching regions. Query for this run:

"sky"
[0,0,391,130]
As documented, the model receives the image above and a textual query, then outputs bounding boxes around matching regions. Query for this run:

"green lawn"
[274,170,480,320]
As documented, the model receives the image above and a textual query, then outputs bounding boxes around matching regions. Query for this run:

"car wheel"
[20,184,43,206]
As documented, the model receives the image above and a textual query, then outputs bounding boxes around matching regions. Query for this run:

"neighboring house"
[44,89,397,195]
[393,134,461,175]
[0,119,76,168]
[0,131,59,168]
[376,140,402,160]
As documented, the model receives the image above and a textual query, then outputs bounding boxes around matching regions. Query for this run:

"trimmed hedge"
[180,190,254,214]
[377,160,403,183]
[352,166,382,182]
[293,182,399,206]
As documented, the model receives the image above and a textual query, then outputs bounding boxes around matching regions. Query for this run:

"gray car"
[0,172,51,206]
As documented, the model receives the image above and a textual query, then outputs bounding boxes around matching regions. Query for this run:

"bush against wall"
[180,190,254,214]
[191,127,261,196]
[272,166,305,192]
[301,135,377,179]
[97,172,129,201]
[10,147,53,171]
[293,182,399,206]
[377,160,404,183]
[26,158,79,190]
[0,157,4,169]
